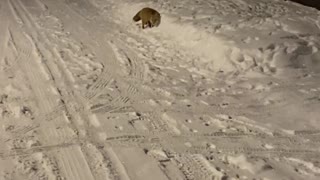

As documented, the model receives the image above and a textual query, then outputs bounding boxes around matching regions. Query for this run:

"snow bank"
[115,3,235,72]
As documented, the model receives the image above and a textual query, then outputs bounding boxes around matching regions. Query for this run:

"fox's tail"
[133,11,141,21]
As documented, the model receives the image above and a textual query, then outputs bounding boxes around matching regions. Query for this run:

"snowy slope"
[0,0,320,179]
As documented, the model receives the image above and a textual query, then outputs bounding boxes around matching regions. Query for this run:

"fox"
[133,7,161,29]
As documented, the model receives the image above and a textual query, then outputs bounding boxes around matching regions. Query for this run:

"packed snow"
[0,0,320,179]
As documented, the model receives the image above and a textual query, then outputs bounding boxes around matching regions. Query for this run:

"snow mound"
[114,3,238,73]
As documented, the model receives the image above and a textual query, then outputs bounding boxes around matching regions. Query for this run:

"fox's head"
[150,14,161,27]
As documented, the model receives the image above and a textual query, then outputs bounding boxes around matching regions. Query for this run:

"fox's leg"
[142,19,146,29]
[147,21,152,28]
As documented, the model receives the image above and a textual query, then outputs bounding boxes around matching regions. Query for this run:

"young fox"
[133,7,161,29]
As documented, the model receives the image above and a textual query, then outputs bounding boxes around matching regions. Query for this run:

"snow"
[0,0,320,179]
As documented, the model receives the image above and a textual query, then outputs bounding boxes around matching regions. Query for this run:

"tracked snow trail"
[0,0,320,180]
[1,0,97,179]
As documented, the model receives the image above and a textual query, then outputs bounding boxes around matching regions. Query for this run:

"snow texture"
[0,0,320,179]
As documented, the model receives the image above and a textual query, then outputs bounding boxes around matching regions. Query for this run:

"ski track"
[0,0,320,179]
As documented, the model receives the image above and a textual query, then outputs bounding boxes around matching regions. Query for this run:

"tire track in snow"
[0,4,10,60]
[0,21,16,74]
[7,0,96,179]
[85,43,140,114]
[7,0,23,25]
[0,142,76,159]
[60,0,150,110]
[0,28,23,74]
[109,40,146,82]
[83,70,114,100]
[2,27,67,179]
